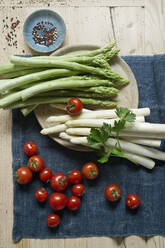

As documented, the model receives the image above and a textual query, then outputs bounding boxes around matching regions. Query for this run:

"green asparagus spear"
[103,49,120,61]
[73,86,117,94]
[0,63,36,74]
[40,88,119,99]
[10,56,129,85]
[30,49,120,67]
[0,69,77,93]
[75,41,116,57]
[6,97,117,109]
[21,78,114,101]
[0,78,113,107]
[1,68,46,79]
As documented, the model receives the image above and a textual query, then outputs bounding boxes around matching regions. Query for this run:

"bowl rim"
[23,9,66,53]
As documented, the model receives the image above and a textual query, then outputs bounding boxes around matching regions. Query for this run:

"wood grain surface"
[0,0,165,247]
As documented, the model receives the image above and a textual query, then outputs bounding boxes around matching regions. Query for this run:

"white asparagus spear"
[66,119,165,135]
[122,137,161,147]
[70,136,165,161]
[123,152,155,169]
[59,132,76,141]
[106,138,165,161]
[66,128,161,147]
[47,107,149,123]
[66,117,145,127]
[46,115,145,123]
[47,115,144,124]
[114,131,165,139]
[66,128,91,136]
[70,136,155,169]
[40,124,67,135]
[66,127,165,139]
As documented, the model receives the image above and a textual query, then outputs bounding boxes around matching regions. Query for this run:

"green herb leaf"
[115,107,136,123]
[87,123,111,148]
[112,119,126,132]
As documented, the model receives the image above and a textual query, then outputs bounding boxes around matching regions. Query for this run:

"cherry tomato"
[67,196,81,211]
[82,162,99,180]
[50,173,68,191]
[39,168,52,183]
[66,97,83,116]
[47,214,60,228]
[15,167,33,185]
[72,184,85,197]
[104,184,121,202]
[49,192,67,211]
[24,141,38,156]
[28,155,45,172]
[68,170,82,184]
[35,188,48,202]
[126,194,140,209]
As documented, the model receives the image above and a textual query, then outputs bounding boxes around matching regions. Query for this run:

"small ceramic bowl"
[23,9,66,53]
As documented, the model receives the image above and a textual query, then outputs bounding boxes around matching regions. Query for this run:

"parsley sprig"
[87,107,136,163]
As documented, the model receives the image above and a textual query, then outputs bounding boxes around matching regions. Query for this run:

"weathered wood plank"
[64,238,87,248]
[123,236,147,248]
[87,237,124,248]
[0,110,18,248]
[111,6,145,55]
[29,239,65,248]
[69,0,145,7]
[61,6,114,45]
[146,236,165,248]
[144,0,165,54]
[0,0,145,7]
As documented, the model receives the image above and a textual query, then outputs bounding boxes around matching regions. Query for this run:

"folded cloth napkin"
[12,55,165,242]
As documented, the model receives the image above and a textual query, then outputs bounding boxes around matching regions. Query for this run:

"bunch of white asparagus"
[41,105,165,170]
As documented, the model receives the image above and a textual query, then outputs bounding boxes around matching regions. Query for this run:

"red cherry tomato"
[67,196,81,211]
[24,141,38,156]
[72,184,85,197]
[15,167,33,185]
[28,155,45,172]
[50,173,68,191]
[82,162,99,180]
[66,97,83,116]
[47,214,60,228]
[49,192,67,211]
[39,168,52,183]
[126,194,140,209]
[35,188,48,202]
[104,184,121,202]
[68,170,82,184]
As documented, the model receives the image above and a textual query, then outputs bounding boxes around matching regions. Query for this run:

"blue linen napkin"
[12,55,165,242]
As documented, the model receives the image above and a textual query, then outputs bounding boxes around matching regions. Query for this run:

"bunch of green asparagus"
[0,41,129,116]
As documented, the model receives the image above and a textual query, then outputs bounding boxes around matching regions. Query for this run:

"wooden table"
[0,0,165,247]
